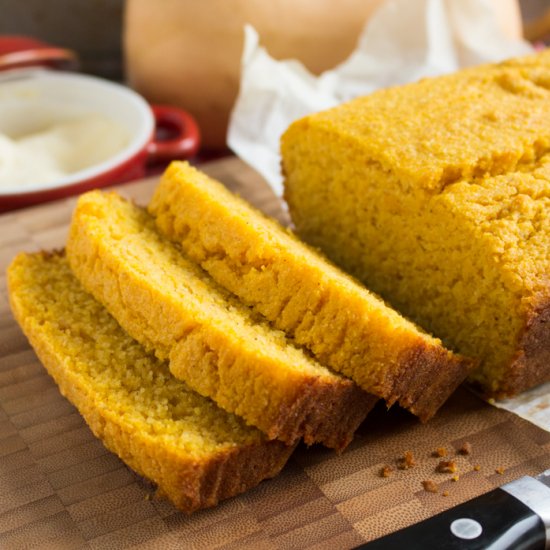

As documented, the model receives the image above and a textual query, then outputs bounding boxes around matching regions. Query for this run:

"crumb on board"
[473,464,481,472]
[451,475,460,482]
[458,442,472,455]
[380,465,393,478]
[436,460,458,474]
[398,451,416,470]
[422,480,438,493]
[442,491,449,497]
[495,467,505,475]
[432,447,447,458]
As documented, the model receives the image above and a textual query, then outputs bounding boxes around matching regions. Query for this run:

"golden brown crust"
[273,378,378,451]
[389,345,474,422]
[98,414,293,513]
[168,441,295,511]
[490,295,550,398]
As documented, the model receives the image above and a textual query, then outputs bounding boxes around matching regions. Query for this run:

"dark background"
[0,0,124,80]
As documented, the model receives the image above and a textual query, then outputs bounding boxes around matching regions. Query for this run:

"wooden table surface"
[1,157,550,549]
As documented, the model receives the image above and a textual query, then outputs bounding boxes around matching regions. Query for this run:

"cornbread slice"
[7,252,294,513]
[281,50,550,397]
[148,162,471,421]
[66,191,375,449]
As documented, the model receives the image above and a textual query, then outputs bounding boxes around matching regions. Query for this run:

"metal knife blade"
[536,469,550,488]
[357,469,550,550]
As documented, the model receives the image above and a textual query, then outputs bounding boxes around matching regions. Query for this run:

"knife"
[357,469,550,550]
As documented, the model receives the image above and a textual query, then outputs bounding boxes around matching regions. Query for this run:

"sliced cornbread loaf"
[7,252,294,513]
[148,162,471,421]
[281,50,550,398]
[66,191,376,450]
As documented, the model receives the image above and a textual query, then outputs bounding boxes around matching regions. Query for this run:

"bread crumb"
[398,451,416,470]
[380,465,393,478]
[432,447,447,457]
[422,480,438,493]
[458,442,472,455]
[436,460,457,473]
[442,491,449,497]
[473,464,481,472]
[495,467,505,475]
[451,475,460,482]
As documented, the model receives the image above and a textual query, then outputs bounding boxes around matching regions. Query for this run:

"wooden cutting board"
[1,157,550,550]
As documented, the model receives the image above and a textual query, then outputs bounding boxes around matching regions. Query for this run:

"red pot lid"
[0,35,78,72]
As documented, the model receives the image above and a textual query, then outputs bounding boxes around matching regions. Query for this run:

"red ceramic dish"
[0,35,78,71]
[0,70,200,212]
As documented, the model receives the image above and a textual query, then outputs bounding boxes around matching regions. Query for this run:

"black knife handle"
[357,488,545,550]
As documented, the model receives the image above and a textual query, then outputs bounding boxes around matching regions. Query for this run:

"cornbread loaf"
[148,162,471,421]
[7,252,294,513]
[281,50,550,397]
[66,191,376,450]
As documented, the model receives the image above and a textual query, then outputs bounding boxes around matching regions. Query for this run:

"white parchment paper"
[493,383,550,431]
[227,0,550,431]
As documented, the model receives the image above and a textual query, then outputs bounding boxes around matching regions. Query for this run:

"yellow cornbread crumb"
[397,450,416,470]
[281,50,550,397]
[7,252,294,513]
[432,447,447,458]
[149,162,471,421]
[66,191,375,449]
[422,480,438,493]
[436,460,457,474]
